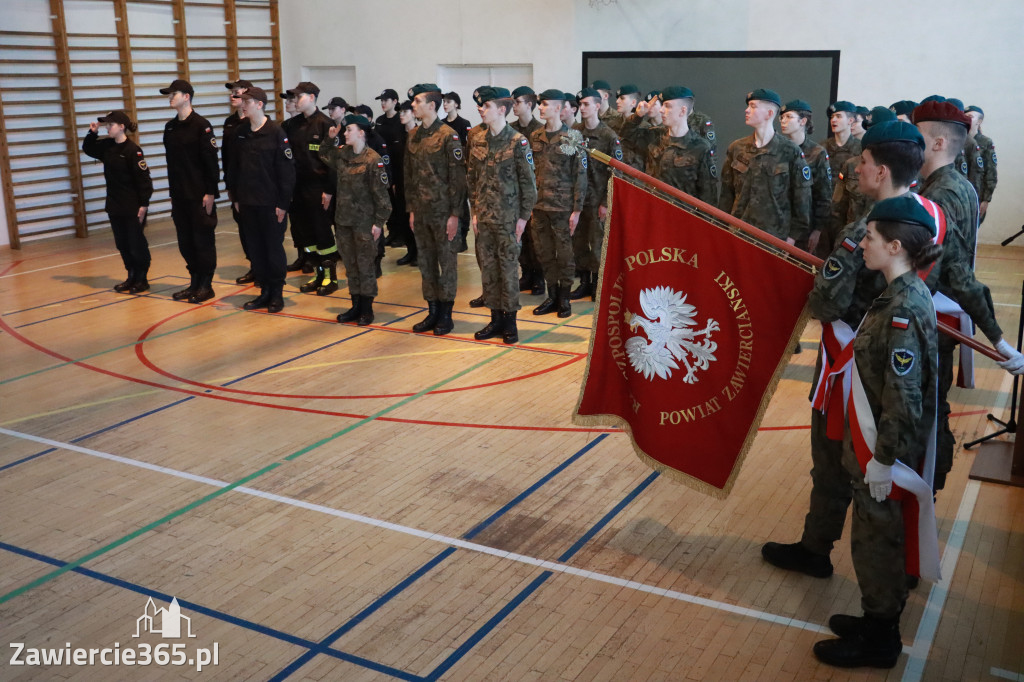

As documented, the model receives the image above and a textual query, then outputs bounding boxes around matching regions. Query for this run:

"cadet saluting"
[82,110,154,294]
[319,114,393,326]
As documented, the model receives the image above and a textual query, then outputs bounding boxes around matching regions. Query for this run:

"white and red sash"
[811,320,856,441]
[847,355,940,581]
[911,193,974,388]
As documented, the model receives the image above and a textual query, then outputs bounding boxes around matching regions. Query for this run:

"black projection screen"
[583,51,841,151]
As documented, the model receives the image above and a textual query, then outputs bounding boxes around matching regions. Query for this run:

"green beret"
[864,106,896,128]
[644,90,661,103]
[780,99,812,114]
[591,80,612,92]
[861,120,924,150]
[660,85,694,102]
[889,100,918,116]
[913,100,970,128]
[616,84,640,97]
[965,105,984,116]
[746,88,781,106]
[563,91,579,105]
[829,100,857,115]
[920,95,946,104]
[473,86,512,106]
[855,105,870,118]
[867,195,937,237]
[577,87,602,102]
[537,88,566,102]
[342,113,372,129]
[946,97,965,111]
[408,83,441,99]
[511,86,535,99]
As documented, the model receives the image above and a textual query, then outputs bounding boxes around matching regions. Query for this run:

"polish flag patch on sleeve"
[377,162,384,168]
[891,316,910,329]
[842,237,858,252]
[520,138,528,146]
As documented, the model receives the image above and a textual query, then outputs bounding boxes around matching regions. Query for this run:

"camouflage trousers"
[935,336,957,489]
[413,215,458,302]
[518,217,541,273]
[800,407,853,556]
[531,209,576,289]
[841,443,908,619]
[572,203,604,273]
[335,222,378,297]
[477,221,522,312]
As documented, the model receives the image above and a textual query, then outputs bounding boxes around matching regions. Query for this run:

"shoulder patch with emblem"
[976,156,984,169]
[960,161,968,174]
[707,130,715,141]
[614,139,623,160]
[525,151,534,165]
[382,154,390,165]
[581,154,588,169]
[992,150,997,165]
[802,166,811,181]
[891,347,915,376]
[138,159,148,171]
[710,162,717,178]
[827,166,833,181]
[210,137,217,148]
[284,148,293,159]
[454,147,463,160]
[822,256,843,280]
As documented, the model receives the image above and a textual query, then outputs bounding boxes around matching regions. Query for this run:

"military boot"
[828,614,868,639]
[502,310,519,345]
[433,301,454,336]
[267,286,284,314]
[336,295,361,323]
[474,310,503,340]
[532,283,558,316]
[357,296,374,326]
[188,274,215,304]
[518,271,533,292]
[760,541,834,578]
[557,284,572,318]
[316,259,339,296]
[172,274,196,301]
[468,293,486,308]
[530,269,545,295]
[114,271,134,293]
[243,288,272,310]
[286,252,306,272]
[413,301,439,333]
[300,254,324,293]
[235,267,255,285]
[813,615,902,669]
[569,272,592,300]
[129,268,150,294]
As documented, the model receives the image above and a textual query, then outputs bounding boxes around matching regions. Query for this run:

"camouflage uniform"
[617,114,661,171]
[975,133,997,204]
[572,121,622,272]
[510,117,544,286]
[798,136,833,255]
[824,135,861,181]
[404,118,467,302]
[466,124,537,312]
[648,130,719,205]
[961,138,985,204]
[842,271,937,618]
[599,106,625,134]
[529,124,587,290]
[829,154,871,246]
[688,110,717,155]
[719,133,813,242]
[921,165,998,488]
[319,138,392,297]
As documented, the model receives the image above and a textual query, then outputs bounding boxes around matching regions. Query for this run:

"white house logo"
[625,286,719,383]
[134,597,196,639]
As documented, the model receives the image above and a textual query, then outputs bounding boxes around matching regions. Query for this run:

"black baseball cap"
[98,110,132,126]
[286,82,320,97]
[375,88,399,101]
[159,79,194,97]
[225,79,253,90]
[443,91,461,107]
[322,96,349,110]
[239,87,268,105]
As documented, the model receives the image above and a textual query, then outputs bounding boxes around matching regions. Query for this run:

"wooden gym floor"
[0,213,1022,681]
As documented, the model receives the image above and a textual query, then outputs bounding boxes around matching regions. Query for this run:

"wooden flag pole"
[590,149,1006,363]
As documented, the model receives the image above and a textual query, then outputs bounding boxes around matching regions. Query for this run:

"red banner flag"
[574,176,815,495]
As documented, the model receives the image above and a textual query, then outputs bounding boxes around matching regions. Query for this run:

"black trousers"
[109,212,151,276]
[170,198,217,281]
[231,203,250,261]
[239,205,287,295]
[290,189,335,252]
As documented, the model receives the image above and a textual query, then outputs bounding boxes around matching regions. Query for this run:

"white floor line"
[901,479,981,681]
[0,231,238,279]
[0,426,830,635]
[990,667,1024,681]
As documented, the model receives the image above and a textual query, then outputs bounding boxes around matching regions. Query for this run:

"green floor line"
[0,310,589,604]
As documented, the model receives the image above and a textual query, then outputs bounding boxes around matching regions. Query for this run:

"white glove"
[864,457,894,503]
[995,339,1024,375]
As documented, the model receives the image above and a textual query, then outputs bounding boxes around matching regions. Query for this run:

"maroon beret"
[912,100,970,128]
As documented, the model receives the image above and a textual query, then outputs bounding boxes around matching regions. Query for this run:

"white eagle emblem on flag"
[625,286,719,383]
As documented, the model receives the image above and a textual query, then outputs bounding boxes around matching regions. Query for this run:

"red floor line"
[0,261,24,277]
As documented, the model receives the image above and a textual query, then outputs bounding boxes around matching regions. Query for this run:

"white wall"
[279,0,1024,246]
